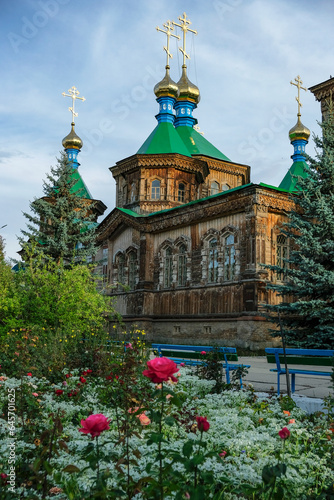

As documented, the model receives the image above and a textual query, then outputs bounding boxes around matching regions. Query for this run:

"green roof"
[70,169,92,199]
[137,122,191,157]
[278,161,308,192]
[176,126,231,161]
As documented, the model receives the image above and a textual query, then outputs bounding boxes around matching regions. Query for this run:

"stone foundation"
[110,314,281,351]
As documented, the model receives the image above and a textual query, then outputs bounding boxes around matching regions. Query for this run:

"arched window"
[276,234,289,280]
[151,179,161,200]
[223,234,235,280]
[178,182,185,202]
[164,247,173,288]
[178,244,187,286]
[210,181,220,195]
[116,253,125,289]
[128,251,136,289]
[208,238,219,282]
[221,183,230,192]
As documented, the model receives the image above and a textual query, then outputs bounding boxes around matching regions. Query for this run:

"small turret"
[279,76,310,192]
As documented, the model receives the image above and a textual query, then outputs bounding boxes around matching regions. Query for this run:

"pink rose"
[196,416,210,432]
[219,450,227,458]
[79,414,111,438]
[200,351,206,355]
[278,427,290,439]
[180,362,185,367]
[32,393,38,397]
[143,357,179,384]
[139,413,151,425]
[125,342,133,349]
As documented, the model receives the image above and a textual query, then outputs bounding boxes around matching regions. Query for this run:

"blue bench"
[265,348,334,395]
[151,343,250,388]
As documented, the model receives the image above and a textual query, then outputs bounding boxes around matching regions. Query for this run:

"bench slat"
[266,355,333,366]
[153,349,238,362]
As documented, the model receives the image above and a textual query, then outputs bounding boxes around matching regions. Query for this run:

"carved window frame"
[126,247,138,290]
[177,181,186,202]
[201,229,220,283]
[164,246,173,288]
[221,227,238,282]
[114,251,126,290]
[210,180,220,196]
[151,178,161,200]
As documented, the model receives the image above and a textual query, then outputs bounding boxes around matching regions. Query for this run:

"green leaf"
[262,465,275,485]
[164,416,175,426]
[182,441,193,457]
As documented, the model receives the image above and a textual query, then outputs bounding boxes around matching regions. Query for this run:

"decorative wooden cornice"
[97,184,293,242]
[309,77,334,101]
[110,153,209,180]
[197,156,251,182]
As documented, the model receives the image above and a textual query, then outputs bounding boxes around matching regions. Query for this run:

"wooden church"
[90,14,328,350]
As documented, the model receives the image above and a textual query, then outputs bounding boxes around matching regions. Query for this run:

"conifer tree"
[265,105,334,348]
[19,152,97,264]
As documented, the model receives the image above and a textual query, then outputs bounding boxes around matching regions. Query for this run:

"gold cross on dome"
[290,76,307,116]
[62,86,86,123]
[172,12,197,66]
[156,20,180,67]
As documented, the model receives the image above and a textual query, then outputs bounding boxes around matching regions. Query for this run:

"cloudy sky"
[1,0,333,261]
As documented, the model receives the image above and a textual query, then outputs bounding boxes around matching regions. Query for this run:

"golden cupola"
[289,115,310,142]
[154,65,179,99]
[62,122,83,150]
[177,65,200,104]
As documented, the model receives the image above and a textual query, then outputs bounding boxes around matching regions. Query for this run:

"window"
[151,179,161,200]
[178,182,185,202]
[164,247,173,287]
[178,244,187,286]
[128,251,136,289]
[116,253,125,289]
[276,234,289,280]
[210,181,220,195]
[221,183,230,192]
[208,238,219,282]
[223,234,235,280]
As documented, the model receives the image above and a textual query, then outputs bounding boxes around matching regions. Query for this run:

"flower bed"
[0,351,333,499]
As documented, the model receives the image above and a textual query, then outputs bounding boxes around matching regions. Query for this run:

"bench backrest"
[151,344,238,362]
[265,348,334,369]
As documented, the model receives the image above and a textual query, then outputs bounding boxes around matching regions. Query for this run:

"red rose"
[79,414,111,438]
[196,416,210,432]
[143,357,179,384]
[79,376,86,384]
[27,373,32,376]
[55,389,63,396]
[86,369,92,374]
[278,427,290,439]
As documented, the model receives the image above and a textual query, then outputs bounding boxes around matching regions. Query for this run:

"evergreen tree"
[265,105,334,348]
[19,152,98,264]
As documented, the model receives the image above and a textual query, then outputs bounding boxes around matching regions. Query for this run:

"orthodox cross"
[290,76,307,116]
[62,86,86,123]
[156,20,180,67]
[172,12,197,66]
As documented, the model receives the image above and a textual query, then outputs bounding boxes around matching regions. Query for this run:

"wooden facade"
[96,148,292,350]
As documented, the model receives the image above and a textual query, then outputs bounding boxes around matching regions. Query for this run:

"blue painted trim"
[291,138,307,162]
[156,96,176,124]
[174,100,197,128]
[65,147,80,168]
